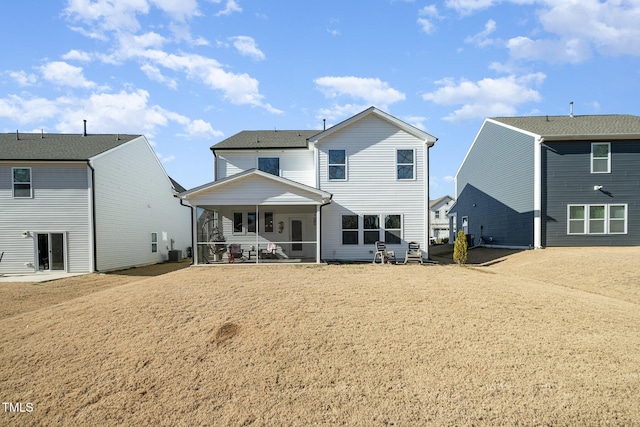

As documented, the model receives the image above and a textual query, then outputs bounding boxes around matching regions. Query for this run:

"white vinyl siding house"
[0,133,191,275]
[181,107,436,264]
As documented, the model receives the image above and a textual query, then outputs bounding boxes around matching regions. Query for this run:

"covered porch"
[180,169,332,265]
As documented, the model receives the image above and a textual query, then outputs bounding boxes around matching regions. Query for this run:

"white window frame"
[12,167,32,198]
[328,149,347,181]
[396,148,416,180]
[363,214,381,245]
[151,232,158,253]
[591,142,610,174]
[383,214,403,245]
[257,157,280,176]
[341,214,359,245]
[567,204,627,235]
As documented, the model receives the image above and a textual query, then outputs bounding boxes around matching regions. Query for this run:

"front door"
[290,219,303,254]
[37,233,65,271]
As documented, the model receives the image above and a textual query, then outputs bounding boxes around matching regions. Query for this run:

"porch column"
[316,205,321,263]
[191,205,199,265]
[255,204,259,264]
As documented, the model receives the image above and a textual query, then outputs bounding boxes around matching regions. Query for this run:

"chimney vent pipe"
[83,120,87,136]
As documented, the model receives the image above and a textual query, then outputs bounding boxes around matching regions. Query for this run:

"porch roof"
[180,169,332,206]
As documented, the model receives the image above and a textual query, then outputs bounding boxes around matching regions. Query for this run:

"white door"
[36,233,66,271]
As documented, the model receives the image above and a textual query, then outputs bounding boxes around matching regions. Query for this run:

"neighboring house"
[429,195,454,243]
[0,132,191,275]
[180,107,437,263]
[449,114,640,248]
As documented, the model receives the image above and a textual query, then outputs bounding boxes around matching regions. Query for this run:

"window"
[568,204,627,235]
[328,149,346,180]
[12,167,32,198]
[609,205,627,234]
[247,212,256,233]
[264,212,274,232]
[341,215,358,245]
[396,149,415,180]
[591,143,610,173]
[233,212,243,234]
[151,232,158,253]
[435,211,441,219]
[384,214,402,244]
[258,157,280,176]
[363,215,380,244]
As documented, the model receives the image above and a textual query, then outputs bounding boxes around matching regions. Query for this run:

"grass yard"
[1,247,639,426]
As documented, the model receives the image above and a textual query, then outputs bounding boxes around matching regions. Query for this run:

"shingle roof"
[490,115,640,139]
[0,133,140,160]
[211,130,319,150]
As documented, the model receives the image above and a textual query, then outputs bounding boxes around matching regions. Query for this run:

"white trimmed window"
[233,212,243,234]
[591,143,610,173]
[151,232,158,253]
[341,215,358,245]
[384,214,402,244]
[396,149,415,180]
[328,149,347,180]
[567,204,627,235]
[258,157,280,176]
[12,167,32,198]
[363,215,380,245]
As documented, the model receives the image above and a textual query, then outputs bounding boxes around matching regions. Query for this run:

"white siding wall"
[217,148,315,186]
[91,137,191,271]
[318,115,427,261]
[0,162,91,273]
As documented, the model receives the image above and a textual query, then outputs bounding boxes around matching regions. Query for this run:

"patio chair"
[227,244,243,263]
[261,242,278,259]
[404,241,423,264]
[373,241,396,264]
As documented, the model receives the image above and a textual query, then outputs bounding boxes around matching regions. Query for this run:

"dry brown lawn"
[1,247,639,426]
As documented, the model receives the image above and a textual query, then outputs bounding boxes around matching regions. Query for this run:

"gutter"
[178,197,195,266]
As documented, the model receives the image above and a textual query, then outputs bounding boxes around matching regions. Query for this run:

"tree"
[453,229,468,266]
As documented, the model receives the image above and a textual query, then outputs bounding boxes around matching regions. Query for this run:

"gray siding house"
[450,114,640,248]
[0,132,191,275]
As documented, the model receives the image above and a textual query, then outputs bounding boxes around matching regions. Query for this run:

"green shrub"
[453,230,468,266]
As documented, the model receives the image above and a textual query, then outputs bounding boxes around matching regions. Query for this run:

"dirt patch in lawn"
[1,248,639,426]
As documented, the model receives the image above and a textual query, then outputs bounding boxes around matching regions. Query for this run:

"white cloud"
[316,104,369,124]
[402,115,428,131]
[417,5,440,34]
[62,49,93,62]
[0,89,222,139]
[314,76,406,109]
[465,19,497,47]
[507,36,591,63]
[39,61,97,89]
[212,0,242,16]
[140,64,178,89]
[445,0,498,14]
[7,71,38,87]
[422,73,545,122]
[229,36,265,60]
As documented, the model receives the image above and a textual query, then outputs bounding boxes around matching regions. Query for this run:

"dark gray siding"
[454,121,535,247]
[543,140,640,246]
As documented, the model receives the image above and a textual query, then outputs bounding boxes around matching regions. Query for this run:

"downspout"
[533,136,544,249]
[318,195,333,263]
[87,160,98,272]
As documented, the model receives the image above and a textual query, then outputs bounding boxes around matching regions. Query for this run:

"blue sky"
[2,0,639,198]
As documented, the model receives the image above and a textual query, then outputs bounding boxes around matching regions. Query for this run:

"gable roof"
[429,195,454,210]
[308,106,437,146]
[0,133,140,160]
[490,115,640,140]
[211,130,318,151]
[180,168,332,204]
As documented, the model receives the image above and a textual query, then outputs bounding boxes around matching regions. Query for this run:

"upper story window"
[258,157,280,176]
[12,167,32,198]
[591,143,610,173]
[396,149,415,180]
[328,149,347,180]
[434,211,441,219]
